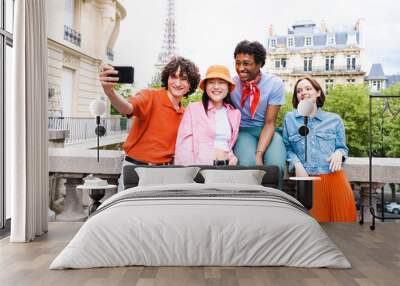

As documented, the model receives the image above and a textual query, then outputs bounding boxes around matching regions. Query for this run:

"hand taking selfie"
[99,65,119,95]
[326,150,343,172]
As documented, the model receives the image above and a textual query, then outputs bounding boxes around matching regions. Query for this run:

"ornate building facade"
[265,20,366,93]
[47,0,126,117]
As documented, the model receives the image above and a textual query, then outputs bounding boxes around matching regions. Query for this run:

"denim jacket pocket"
[316,132,336,159]
[289,134,305,155]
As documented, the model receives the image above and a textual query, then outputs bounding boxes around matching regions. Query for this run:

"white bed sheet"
[50,183,351,269]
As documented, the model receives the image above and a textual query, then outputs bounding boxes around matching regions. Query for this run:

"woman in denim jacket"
[283,77,356,222]
[174,65,241,166]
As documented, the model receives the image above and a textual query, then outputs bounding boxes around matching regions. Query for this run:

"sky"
[114,0,400,90]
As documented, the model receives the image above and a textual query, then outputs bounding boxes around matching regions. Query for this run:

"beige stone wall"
[267,50,363,72]
[48,44,63,117]
[265,47,365,93]
[47,40,104,117]
[47,0,126,117]
[279,74,365,94]
[76,56,103,116]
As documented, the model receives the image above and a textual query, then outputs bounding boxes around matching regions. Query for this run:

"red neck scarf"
[240,72,262,119]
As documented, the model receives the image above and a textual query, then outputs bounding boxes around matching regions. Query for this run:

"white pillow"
[200,169,266,185]
[135,167,200,186]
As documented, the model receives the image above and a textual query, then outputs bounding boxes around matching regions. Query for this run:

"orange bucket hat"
[199,65,236,93]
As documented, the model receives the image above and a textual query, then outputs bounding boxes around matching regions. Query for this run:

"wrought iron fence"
[64,25,81,46]
[107,47,114,61]
[48,117,132,145]
[364,94,400,230]
[292,65,362,74]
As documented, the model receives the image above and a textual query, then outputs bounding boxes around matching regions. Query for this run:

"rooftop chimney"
[355,18,365,31]
[319,20,327,33]
[268,24,274,37]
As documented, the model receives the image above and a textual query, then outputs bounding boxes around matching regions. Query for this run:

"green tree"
[181,88,202,107]
[276,91,295,128]
[111,83,133,115]
[322,83,377,156]
[379,82,400,157]
[322,83,400,157]
[382,82,400,96]
[148,82,162,89]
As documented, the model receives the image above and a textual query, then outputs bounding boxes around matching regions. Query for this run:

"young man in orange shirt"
[100,57,200,191]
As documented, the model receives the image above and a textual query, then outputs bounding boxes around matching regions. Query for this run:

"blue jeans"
[233,127,287,189]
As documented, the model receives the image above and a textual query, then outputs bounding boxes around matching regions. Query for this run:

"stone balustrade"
[48,147,400,222]
[48,129,70,148]
[49,148,124,221]
[343,157,400,184]
[49,148,124,174]
[343,157,400,222]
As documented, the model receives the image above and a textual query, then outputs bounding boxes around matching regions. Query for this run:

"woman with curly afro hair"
[230,40,287,189]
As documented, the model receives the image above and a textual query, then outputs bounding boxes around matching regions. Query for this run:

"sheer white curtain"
[9,0,48,242]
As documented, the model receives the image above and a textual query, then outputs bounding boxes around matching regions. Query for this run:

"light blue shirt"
[231,72,285,127]
[282,109,349,175]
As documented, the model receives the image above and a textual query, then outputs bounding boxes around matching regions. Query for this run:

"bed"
[50,165,351,269]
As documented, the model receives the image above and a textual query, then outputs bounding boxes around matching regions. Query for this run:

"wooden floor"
[1,221,399,286]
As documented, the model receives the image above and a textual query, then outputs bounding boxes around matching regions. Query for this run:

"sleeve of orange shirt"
[127,90,153,118]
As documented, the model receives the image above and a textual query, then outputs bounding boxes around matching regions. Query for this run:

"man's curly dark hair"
[234,40,267,67]
[161,56,200,97]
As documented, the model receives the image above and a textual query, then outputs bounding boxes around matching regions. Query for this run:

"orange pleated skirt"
[311,170,357,222]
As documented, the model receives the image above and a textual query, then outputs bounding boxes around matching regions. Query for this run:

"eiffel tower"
[150,0,177,85]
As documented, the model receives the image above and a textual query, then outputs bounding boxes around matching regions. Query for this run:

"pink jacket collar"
[207,102,235,111]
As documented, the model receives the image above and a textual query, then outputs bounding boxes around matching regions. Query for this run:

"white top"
[214,107,231,151]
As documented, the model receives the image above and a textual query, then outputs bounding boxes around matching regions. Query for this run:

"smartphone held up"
[111,66,134,84]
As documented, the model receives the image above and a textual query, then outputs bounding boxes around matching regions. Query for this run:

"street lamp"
[89,99,106,162]
[291,99,319,210]
[297,99,314,162]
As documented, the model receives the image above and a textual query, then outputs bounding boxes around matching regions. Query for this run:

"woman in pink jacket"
[174,65,241,166]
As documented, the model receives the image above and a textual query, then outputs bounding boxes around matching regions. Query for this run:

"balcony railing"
[107,47,114,61]
[48,117,132,145]
[64,25,81,47]
[292,65,362,74]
